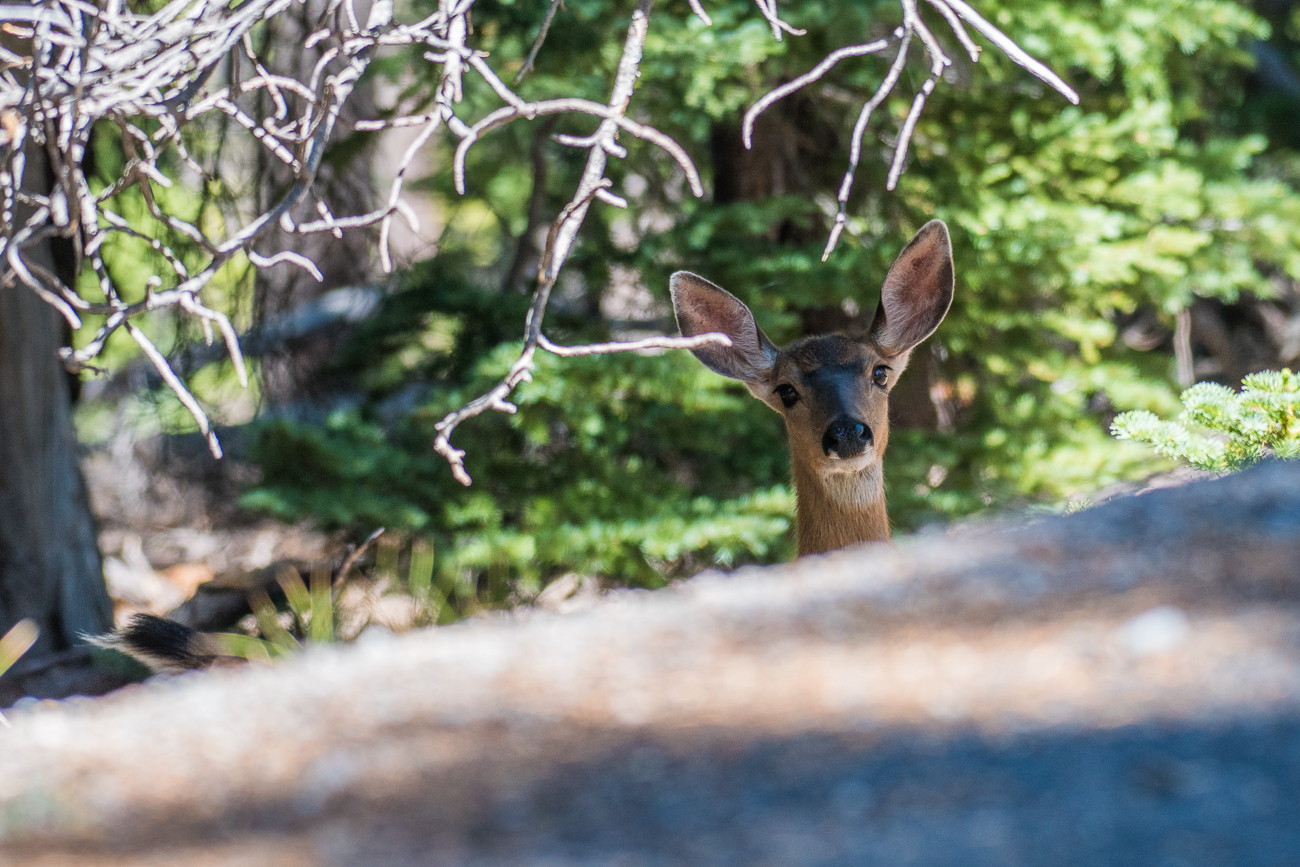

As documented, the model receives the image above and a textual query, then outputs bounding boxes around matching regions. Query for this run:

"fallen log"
[2,462,1300,865]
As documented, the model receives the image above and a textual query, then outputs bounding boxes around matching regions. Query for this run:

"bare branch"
[750,0,805,41]
[925,0,980,62]
[742,0,1078,259]
[452,98,703,201]
[538,332,732,357]
[823,31,911,261]
[178,295,249,388]
[335,527,385,585]
[514,0,564,84]
[939,0,1079,103]
[742,37,894,150]
[432,180,615,486]
[247,249,326,282]
[1,0,1082,484]
[902,0,950,75]
[686,0,712,26]
[126,322,223,459]
[433,0,666,485]
[886,72,938,191]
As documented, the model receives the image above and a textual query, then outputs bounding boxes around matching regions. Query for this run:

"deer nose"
[822,416,873,459]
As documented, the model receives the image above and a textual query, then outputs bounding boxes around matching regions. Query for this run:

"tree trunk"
[0,142,112,657]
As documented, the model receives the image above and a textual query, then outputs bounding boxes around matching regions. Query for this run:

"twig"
[4,0,1082,485]
[742,37,894,149]
[452,97,703,200]
[925,0,980,61]
[740,0,1079,260]
[514,0,563,84]
[750,0,805,41]
[126,322,223,459]
[538,332,731,357]
[336,527,385,584]
[686,0,711,26]
[938,0,1079,103]
[432,182,612,486]
[885,72,938,191]
[822,31,911,261]
[432,0,662,485]
[902,0,949,75]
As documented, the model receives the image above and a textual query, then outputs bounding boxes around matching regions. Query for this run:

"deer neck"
[791,455,890,556]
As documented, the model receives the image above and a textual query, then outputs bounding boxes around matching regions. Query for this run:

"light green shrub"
[1111,370,1300,472]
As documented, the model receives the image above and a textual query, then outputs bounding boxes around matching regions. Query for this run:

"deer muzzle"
[822,416,873,460]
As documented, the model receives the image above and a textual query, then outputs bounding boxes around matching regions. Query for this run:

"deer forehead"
[775,335,883,381]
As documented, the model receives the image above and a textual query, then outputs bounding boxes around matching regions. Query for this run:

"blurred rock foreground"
[3,463,1300,866]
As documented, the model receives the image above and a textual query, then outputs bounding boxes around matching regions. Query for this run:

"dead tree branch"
[743,0,1079,260]
[0,0,1078,478]
[538,333,732,357]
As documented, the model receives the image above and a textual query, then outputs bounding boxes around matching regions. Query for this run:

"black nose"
[822,416,873,458]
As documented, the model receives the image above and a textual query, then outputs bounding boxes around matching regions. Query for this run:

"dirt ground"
[81,427,334,626]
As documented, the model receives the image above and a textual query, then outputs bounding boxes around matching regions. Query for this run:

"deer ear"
[868,220,954,357]
[670,271,777,383]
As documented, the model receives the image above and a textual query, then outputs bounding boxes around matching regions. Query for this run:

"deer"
[670,219,954,557]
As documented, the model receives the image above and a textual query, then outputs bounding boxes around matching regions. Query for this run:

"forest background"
[73,0,1300,617]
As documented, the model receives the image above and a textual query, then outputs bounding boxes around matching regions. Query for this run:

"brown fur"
[671,221,954,556]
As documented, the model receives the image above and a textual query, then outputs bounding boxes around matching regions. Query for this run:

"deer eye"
[775,384,799,408]
[872,365,890,388]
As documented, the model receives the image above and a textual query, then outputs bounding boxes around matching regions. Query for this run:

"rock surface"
[2,462,1300,866]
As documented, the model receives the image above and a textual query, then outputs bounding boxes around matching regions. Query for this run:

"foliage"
[1112,369,1300,472]
[196,541,462,658]
[244,261,795,607]
[238,0,1300,597]
[0,620,38,725]
[218,566,341,660]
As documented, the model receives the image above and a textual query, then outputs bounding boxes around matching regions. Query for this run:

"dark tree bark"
[0,149,112,656]
[503,118,560,295]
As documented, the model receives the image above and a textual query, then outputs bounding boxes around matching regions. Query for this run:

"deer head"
[670,220,954,556]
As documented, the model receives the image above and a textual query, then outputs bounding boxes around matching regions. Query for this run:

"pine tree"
[1112,370,1300,472]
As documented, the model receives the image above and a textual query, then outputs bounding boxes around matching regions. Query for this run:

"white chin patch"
[822,452,878,474]
[819,459,884,508]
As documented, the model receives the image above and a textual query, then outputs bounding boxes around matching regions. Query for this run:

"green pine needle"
[1112,369,1299,473]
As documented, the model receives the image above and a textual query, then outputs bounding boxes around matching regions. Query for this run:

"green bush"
[1111,369,1300,472]
[239,0,1300,603]
[243,260,795,609]
[410,0,1300,512]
